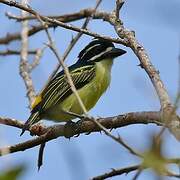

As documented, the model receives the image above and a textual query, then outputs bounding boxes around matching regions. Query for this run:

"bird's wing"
[31,64,95,114]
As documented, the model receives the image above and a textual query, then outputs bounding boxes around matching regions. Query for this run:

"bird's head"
[77,38,126,63]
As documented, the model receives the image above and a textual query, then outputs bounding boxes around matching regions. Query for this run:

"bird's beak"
[100,47,126,60]
[107,47,126,58]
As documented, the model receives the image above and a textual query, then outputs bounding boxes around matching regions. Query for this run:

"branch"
[0,117,24,129]
[0,3,126,45]
[3,8,99,44]
[92,165,180,180]
[108,1,180,140]
[92,157,180,180]
[0,111,163,135]
[91,165,140,180]
[0,111,163,156]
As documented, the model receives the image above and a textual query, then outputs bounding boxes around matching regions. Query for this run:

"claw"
[85,131,91,135]
[64,121,77,138]
[64,120,84,138]
[74,133,80,137]
[73,120,83,137]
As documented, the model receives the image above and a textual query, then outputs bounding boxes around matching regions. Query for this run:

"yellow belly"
[44,59,113,122]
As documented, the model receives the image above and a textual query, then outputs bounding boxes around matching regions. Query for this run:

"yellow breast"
[45,59,113,122]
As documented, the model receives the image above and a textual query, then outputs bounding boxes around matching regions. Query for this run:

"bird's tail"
[20,112,40,136]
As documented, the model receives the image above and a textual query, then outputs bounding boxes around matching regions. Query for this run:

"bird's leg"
[64,120,84,138]
[62,110,88,137]
[62,110,98,137]
[61,109,84,119]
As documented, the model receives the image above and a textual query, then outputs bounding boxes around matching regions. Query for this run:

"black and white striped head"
[78,39,126,63]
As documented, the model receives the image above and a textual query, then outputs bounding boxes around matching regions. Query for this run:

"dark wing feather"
[31,64,95,114]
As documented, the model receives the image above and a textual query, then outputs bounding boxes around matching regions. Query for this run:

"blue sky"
[0,0,180,180]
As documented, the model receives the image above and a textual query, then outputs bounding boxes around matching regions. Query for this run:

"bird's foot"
[74,120,83,137]
[64,120,83,138]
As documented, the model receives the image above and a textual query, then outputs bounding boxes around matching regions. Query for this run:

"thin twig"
[2,8,111,44]
[90,115,141,156]
[43,0,103,88]
[19,0,35,106]
[5,8,97,22]
[28,46,46,72]
[132,169,142,180]
[110,0,180,140]
[0,1,127,46]
[43,26,88,113]
[0,49,37,56]
[115,0,124,20]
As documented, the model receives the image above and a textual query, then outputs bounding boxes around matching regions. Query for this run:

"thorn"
[53,26,56,32]
[137,63,144,69]
[20,128,26,136]
[26,4,32,10]
[38,165,41,172]
[111,168,116,172]
[20,121,29,136]
[117,133,121,139]
[70,34,74,43]
[131,30,135,37]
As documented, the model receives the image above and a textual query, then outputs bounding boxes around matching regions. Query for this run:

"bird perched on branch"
[21,38,126,135]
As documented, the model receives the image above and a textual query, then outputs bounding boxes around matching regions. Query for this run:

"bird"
[20,38,126,135]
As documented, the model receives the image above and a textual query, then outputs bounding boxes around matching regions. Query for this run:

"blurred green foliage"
[0,165,25,180]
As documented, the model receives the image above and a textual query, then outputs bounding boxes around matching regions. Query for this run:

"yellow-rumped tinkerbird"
[21,38,126,135]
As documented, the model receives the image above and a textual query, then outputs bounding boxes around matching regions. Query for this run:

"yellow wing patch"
[31,95,42,109]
